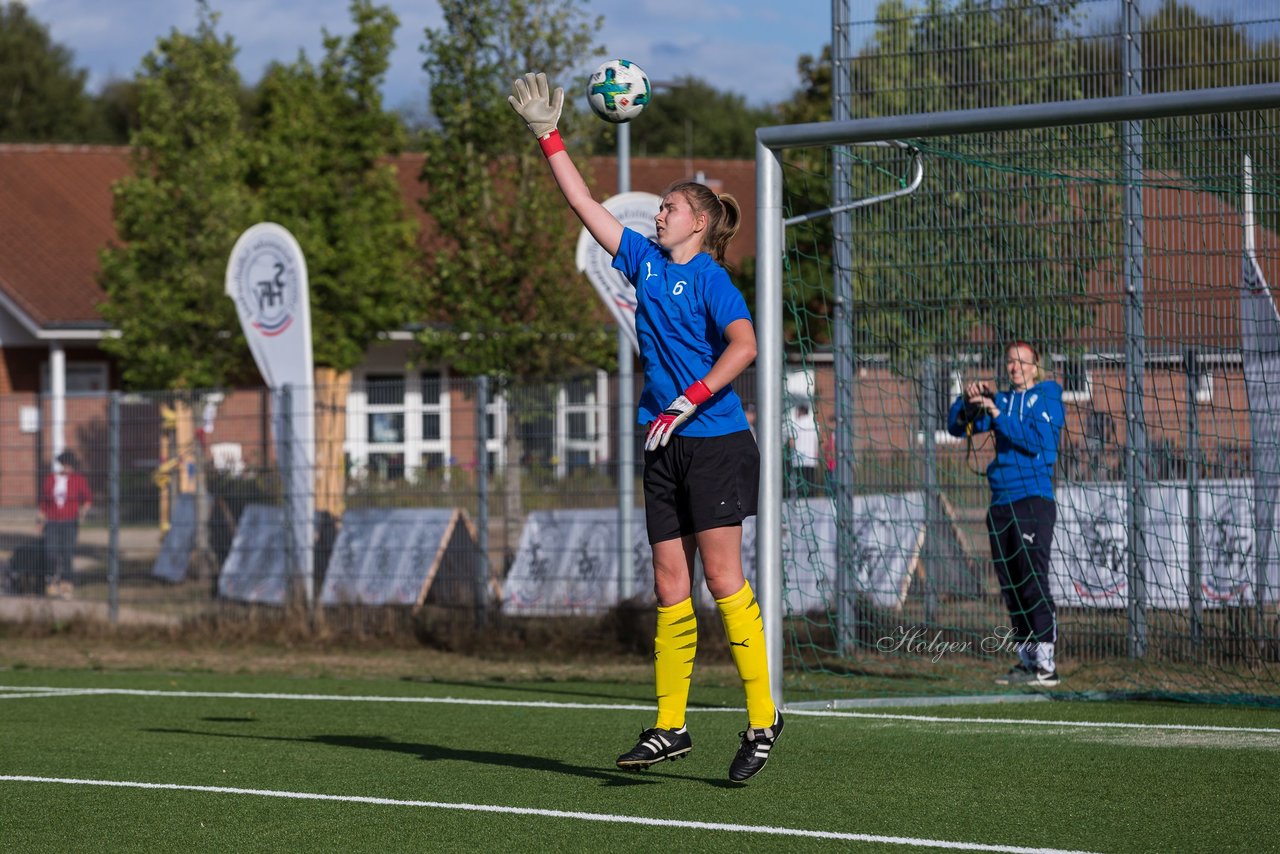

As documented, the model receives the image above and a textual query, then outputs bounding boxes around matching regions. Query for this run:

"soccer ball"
[587,59,651,123]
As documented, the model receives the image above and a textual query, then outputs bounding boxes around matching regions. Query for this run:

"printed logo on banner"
[567,522,613,610]
[1203,508,1253,602]
[230,237,302,337]
[1070,511,1128,600]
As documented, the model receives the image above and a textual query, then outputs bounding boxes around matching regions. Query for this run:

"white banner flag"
[225,222,316,604]
[1238,154,1280,606]
[575,191,660,355]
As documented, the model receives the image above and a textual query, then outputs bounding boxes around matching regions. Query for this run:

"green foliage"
[584,75,776,158]
[415,0,613,378]
[0,1,100,141]
[98,5,261,390]
[779,45,832,126]
[101,2,423,388]
[848,141,1109,359]
[1079,0,1280,97]
[250,0,421,372]
[92,78,145,144]
[785,0,1106,360]
[1079,0,1280,235]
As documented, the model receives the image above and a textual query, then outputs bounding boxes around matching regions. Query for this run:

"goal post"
[755,82,1280,708]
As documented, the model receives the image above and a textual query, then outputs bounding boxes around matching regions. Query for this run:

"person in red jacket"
[38,450,92,598]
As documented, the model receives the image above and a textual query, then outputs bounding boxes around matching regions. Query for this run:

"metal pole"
[757,84,1280,152]
[757,138,785,708]
[1185,349,1202,648]
[617,122,636,605]
[281,384,298,603]
[831,0,859,653]
[1122,0,1148,658]
[920,357,940,626]
[618,121,631,195]
[476,376,491,621]
[193,395,211,582]
[108,392,120,625]
[1244,155,1270,648]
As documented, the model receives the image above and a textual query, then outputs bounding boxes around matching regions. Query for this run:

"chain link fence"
[0,373,747,635]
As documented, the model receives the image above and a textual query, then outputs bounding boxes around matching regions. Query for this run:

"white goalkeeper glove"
[508,72,563,140]
[645,380,714,451]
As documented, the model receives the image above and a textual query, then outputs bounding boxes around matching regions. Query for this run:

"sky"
[25,0,853,114]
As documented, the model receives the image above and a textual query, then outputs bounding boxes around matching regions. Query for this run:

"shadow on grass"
[399,677,738,710]
[146,727,671,787]
[399,677,651,705]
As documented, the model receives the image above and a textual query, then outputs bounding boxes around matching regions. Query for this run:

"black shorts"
[643,430,759,544]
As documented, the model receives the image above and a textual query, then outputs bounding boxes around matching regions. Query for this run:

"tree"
[1076,0,1280,235]
[415,0,611,377]
[0,1,100,141]
[93,78,144,144]
[416,0,610,553]
[251,0,420,374]
[779,45,832,126]
[98,4,260,390]
[585,75,775,159]
[251,0,422,518]
[781,0,1104,359]
[1078,0,1280,97]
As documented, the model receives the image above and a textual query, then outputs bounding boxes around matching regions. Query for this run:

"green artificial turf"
[2,669,1279,852]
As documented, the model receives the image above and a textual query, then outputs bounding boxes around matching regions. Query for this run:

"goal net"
[756,85,1280,705]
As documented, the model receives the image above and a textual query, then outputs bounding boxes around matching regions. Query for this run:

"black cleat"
[616,726,693,770]
[729,710,784,782]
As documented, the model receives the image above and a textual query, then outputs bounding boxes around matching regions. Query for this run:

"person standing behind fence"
[510,72,782,782]
[947,341,1064,687]
[38,450,92,599]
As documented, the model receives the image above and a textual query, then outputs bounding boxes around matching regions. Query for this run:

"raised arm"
[509,72,623,256]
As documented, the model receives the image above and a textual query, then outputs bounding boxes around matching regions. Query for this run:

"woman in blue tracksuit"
[948,341,1065,686]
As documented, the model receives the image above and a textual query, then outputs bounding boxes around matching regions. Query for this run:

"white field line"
[0,774,1101,854]
[1,684,1279,736]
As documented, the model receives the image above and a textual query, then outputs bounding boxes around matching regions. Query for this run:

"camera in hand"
[959,387,995,425]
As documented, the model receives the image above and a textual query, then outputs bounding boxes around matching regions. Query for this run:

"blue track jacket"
[947,380,1064,505]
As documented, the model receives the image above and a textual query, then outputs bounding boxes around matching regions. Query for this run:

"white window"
[419,371,449,471]
[347,370,510,481]
[363,373,406,479]
[482,392,508,472]
[1056,355,1093,402]
[555,371,609,478]
[41,361,109,395]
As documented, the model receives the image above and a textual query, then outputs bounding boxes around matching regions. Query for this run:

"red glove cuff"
[684,380,713,406]
[539,129,565,157]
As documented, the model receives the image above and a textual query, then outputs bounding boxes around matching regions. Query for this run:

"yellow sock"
[654,597,697,730]
[716,581,776,728]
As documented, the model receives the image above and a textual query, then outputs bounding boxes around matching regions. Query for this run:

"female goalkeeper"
[509,72,781,782]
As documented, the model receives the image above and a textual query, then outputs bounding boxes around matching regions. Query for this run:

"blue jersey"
[612,228,752,437]
[947,380,1064,505]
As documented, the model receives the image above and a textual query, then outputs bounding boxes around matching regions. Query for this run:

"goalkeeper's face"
[655,191,706,254]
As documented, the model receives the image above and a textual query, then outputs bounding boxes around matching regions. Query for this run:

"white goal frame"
[754,83,1280,708]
